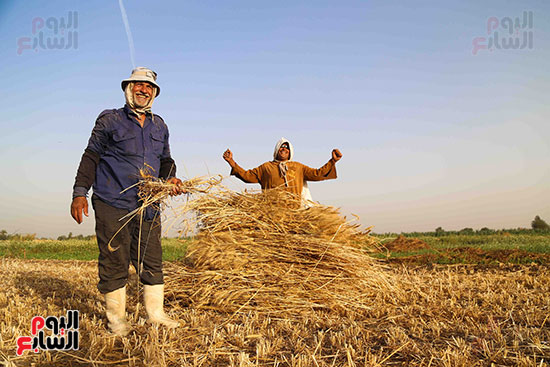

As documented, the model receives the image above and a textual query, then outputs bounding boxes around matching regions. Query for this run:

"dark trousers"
[92,195,164,294]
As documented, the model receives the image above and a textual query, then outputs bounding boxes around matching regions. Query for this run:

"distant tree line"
[56,232,96,241]
[431,226,540,237]
[531,215,550,231]
[0,230,36,240]
[0,230,95,241]
[374,215,550,237]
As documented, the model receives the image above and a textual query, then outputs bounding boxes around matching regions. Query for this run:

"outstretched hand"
[332,149,343,162]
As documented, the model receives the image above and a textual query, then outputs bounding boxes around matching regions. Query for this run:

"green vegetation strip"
[1,232,549,264]
[0,238,189,261]
[371,233,550,264]
[375,233,550,253]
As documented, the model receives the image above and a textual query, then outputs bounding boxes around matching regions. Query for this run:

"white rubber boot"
[143,284,179,328]
[104,286,130,336]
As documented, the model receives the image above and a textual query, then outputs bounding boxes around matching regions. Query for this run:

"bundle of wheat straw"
[135,173,384,317]
[105,173,223,251]
[121,172,223,220]
[133,177,383,318]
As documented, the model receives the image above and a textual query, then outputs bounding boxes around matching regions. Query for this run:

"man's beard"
[133,92,151,108]
[124,82,156,115]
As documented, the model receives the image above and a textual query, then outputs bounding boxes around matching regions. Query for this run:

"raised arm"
[223,149,237,169]
[223,148,261,183]
[331,149,342,162]
[302,149,342,181]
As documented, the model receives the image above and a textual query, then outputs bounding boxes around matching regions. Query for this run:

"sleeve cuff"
[72,186,89,200]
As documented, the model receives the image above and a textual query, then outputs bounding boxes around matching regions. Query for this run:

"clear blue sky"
[1,0,549,237]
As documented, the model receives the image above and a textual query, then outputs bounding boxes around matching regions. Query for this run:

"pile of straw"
[137,177,385,318]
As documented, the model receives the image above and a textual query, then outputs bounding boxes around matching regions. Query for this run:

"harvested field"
[1,259,549,366]
[388,247,550,265]
[2,184,548,366]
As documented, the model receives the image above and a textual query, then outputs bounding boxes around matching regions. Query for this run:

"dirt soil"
[389,247,550,265]
[382,235,430,252]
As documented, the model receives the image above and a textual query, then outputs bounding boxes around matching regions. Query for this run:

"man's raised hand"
[223,149,237,168]
[223,149,233,162]
[332,149,343,162]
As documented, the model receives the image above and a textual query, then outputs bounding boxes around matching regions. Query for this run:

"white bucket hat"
[121,67,160,96]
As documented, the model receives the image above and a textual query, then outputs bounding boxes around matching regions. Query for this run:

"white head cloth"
[273,137,315,207]
[124,81,157,116]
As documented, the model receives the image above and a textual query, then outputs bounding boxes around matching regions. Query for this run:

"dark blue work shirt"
[84,105,172,212]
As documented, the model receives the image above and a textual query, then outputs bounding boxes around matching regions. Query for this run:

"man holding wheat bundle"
[70,67,183,336]
[223,138,342,206]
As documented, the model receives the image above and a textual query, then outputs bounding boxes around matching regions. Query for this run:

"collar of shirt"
[123,104,155,127]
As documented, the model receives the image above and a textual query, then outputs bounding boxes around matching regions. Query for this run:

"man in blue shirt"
[71,67,183,336]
